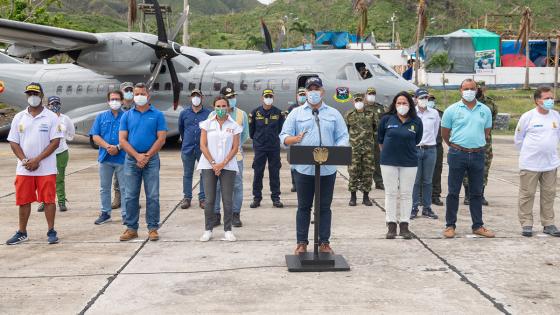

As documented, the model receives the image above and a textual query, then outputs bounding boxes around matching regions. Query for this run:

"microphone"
[312,108,322,147]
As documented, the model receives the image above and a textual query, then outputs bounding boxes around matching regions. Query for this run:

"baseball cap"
[220,86,237,98]
[262,89,274,96]
[415,88,429,98]
[305,77,323,89]
[190,88,202,96]
[47,96,62,105]
[25,82,43,94]
[120,82,134,90]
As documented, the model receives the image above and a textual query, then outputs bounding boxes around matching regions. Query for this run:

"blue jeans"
[446,148,485,229]
[181,151,205,200]
[124,154,161,231]
[99,162,126,217]
[294,171,336,244]
[412,146,437,211]
[214,160,244,214]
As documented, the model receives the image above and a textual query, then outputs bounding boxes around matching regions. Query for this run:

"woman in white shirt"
[198,96,242,242]
[38,96,75,212]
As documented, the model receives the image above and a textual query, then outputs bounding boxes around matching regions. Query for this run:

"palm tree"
[127,0,137,32]
[290,20,315,48]
[426,52,453,104]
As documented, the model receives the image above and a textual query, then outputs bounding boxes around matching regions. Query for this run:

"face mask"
[297,95,307,104]
[354,102,364,110]
[462,90,477,102]
[123,91,134,101]
[109,100,122,111]
[28,95,41,107]
[192,96,201,107]
[418,99,428,108]
[47,103,61,113]
[367,95,376,103]
[229,98,237,108]
[427,101,436,108]
[263,98,274,106]
[542,99,555,110]
[307,91,322,105]
[134,95,148,106]
[216,108,227,118]
[397,105,409,116]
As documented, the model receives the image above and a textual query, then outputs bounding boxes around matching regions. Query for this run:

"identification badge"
[39,123,49,132]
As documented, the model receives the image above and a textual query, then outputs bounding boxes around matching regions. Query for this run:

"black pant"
[432,142,443,198]
[252,149,281,201]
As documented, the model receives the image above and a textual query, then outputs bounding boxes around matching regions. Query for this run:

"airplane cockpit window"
[164,83,172,91]
[253,80,262,91]
[76,85,83,95]
[282,79,290,90]
[356,62,372,80]
[226,81,234,90]
[268,79,276,89]
[56,86,63,95]
[66,85,73,95]
[337,65,349,80]
[87,85,94,94]
[153,83,160,91]
[240,80,248,91]
[213,82,221,91]
[188,82,196,91]
[178,82,184,91]
[369,63,398,78]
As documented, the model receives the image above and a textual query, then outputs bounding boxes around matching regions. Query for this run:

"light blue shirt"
[279,102,349,176]
[441,100,492,148]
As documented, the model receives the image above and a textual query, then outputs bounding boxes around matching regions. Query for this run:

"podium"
[285,145,352,272]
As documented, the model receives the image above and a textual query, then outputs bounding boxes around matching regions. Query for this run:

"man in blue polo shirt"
[90,90,127,225]
[119,83,168,242]
[179,89,210,210]
[441,78,494,238]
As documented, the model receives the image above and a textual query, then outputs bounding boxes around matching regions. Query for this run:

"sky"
[257,0,276,4]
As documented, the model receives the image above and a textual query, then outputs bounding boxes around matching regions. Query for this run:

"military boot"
[463,185,470,205]
[349,192,357,206]
[386,222,397,239]
[481,186,489,206]
[362,192,373,206]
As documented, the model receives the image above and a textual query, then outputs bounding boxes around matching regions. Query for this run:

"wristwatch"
[21,158,29,164]
[211,160,216,165]
[116,144,121,151]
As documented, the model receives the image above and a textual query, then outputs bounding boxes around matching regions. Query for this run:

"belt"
[450,144,484,153]
[418,145,436,149]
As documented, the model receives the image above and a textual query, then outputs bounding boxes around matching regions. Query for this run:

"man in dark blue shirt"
[179,89,210,210]
[249,89,285,209]
[119,83,168,242]
[90,90,127,225]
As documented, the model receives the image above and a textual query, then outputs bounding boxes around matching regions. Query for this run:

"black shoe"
[422,209,439,219]
[386,222,397,239]
[362,192,373,206]
[250,200,261,208]
[272,200,284,208]
[232,213,243,227]
[290,186,296,192]
[410,208,419,220]
[37,203,45,212]
[399,222,414,239]
[375,183,385,190]
[213,213,221,227]
[58,201,67,212]
[432,197,444,206]
[349,192,357,207]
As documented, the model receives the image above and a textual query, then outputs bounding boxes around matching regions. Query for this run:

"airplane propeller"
[134,0,197,110]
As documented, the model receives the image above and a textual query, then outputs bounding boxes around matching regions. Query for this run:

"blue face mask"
[307,91,322,105]
[229,98,237,108]
[297,95,307,104]
[427,101,436,108]
[123,91,134,101]
[543,99,555,110]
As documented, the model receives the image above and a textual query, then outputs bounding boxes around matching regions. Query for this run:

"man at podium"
[279,77,349,255]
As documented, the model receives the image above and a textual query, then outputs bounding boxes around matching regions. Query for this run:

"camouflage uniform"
[346,101,376,193]
[365,88,385,189]
[431,108,444,200]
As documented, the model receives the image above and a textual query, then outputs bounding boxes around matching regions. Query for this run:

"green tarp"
[462,29,501,67]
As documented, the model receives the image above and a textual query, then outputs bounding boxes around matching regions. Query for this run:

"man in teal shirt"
[441,79,494,239]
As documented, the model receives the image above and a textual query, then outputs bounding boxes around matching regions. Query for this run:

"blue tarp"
[501,40,556,66]
[279,44,313,52]
[315,31,360,49]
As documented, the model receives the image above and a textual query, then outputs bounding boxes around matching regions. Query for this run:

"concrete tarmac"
[0,135,559,314]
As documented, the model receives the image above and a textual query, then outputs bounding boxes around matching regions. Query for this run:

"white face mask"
[307,90,322,105]
[397,105,409,116]
[462,90,477,102]
[427,100,436,108]
[367,95,376,103]
[192,96,201,107]
[354,101,364,110]
[134,95,148,106]
[263,98,274,106]
[109,100,122,111]
[27,95,42,107]
[418,99,428,108]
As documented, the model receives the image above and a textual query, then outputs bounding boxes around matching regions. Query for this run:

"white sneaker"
[199,230,212,242]
[223,231,237,242]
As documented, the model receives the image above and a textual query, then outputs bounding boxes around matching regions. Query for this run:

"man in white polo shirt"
[6,83,64,245]
[514,86,560,237]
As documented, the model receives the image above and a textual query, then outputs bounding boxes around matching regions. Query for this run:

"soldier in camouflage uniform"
[463,81,497,206]
[346,93,376,206]
[365,87,386,190]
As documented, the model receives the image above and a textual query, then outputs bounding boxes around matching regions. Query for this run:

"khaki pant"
[518,169,557,227]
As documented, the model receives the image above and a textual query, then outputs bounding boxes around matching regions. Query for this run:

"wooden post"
[524,30,530,89]
[546,37,551,67]
[554,35,559,99]
[140,2,145,33]
[414,5,423,85]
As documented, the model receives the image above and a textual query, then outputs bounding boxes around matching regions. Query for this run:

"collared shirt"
[179,106,211,155]
[209,107,249,160]
[279,102,349,176]
[90,110,125,164]
[197,115,243,172]
[441,100,492,148]
[514,108,560,172]
[55,114,75,155]
[415,106,440,146]
[119,105,168,153]
[249,105,285,151]
[7,107,64,176]
[378,114,423,167]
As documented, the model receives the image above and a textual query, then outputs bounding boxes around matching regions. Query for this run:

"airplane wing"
[0,18,99,57]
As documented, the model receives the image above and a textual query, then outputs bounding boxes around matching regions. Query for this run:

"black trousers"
[432,142,444,198]
[252,149,281,201]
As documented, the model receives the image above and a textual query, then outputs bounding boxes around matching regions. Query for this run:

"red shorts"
[14,175,56,206]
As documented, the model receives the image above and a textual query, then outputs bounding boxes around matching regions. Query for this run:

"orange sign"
[0,81,4,94]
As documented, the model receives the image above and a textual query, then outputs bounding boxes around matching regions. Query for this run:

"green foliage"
[426,52,453,73]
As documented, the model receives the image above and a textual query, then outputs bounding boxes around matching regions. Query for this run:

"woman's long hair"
[385,91,418,119]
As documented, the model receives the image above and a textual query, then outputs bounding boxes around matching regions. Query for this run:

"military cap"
[262,89,274,96]
[120,82,134,90]
[220,86,237,98]
[25,82,43,94]
[190,89,202,96]
[366,87,377,95]
[353,93,364,100]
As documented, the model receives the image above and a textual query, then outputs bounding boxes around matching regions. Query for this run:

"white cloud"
[258,0,276,4]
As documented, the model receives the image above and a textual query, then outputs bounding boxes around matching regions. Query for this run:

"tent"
[501,40,557,67]
[315,31,363,49]
[423,29,501,73]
